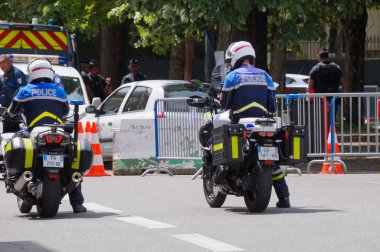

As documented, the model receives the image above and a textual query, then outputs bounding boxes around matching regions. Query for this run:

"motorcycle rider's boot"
[73,204,87,213]
[276,198,290,208]
[214,168,227,185]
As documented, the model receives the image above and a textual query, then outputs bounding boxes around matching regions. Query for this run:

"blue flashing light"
[59,56,68,63]
[285,94,301,100]
[246,123,254,128]
[70,100,84,105]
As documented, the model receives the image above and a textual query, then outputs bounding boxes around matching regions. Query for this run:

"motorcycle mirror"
[187,95,206,108]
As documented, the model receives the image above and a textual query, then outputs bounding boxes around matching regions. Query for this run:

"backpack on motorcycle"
[4,137,37,176]
[211,124,245,166]
[278,125,308,165]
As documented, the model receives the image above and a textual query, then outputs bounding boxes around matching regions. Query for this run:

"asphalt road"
[1,173,380,252]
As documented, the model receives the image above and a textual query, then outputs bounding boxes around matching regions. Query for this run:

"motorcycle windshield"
[210,63,231,91]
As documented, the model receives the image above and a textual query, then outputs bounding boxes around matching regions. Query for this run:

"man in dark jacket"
[0,54,27,132]
[121,59,147,84]
[84,60,106,102]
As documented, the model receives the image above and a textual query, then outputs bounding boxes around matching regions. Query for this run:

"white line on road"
[115,216,176,229]
[84,202,122,213]
[172,234,244,252]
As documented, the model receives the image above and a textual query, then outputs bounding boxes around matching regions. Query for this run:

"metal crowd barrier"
[154,93,380,175]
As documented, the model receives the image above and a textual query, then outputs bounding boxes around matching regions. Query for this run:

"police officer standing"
[84,60,106,102]
[0,54,27,133]
[121,59,147,84]
[308,48,344,96]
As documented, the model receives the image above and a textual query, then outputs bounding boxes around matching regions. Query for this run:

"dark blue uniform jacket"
[221,64,277,120]
[8,82,69,129]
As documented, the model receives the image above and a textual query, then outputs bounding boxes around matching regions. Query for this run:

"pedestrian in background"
[104,76,113,95]
[0,54,27,133]
[80,58,91,78]
[121,58,147,84]
[308,48,344,151]
[308,48,344,96]
[84,60,106,102]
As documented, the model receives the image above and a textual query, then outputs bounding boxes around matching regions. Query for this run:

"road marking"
[172,234,244,252]
[115,216,176,229]
[84,202,122,213]
[62,195,69,201]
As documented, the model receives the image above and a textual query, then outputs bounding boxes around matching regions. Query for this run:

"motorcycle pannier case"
[279,125,308,164]
[211,124,245,166]
[4,137,37,176]
[68,139,93,173]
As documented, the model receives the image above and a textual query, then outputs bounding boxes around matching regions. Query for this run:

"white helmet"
[229,41,256,69]
[27,58,54,83]
[225,42,236,62]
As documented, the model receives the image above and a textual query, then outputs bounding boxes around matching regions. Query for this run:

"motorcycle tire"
[203,174,227,208]
[36,173,62,218]
[243,165,273,212]
[17,197,33,214]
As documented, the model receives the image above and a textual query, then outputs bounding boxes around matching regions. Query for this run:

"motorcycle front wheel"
[203,174,227,208]
[243,165,273,212]
[36,173,62,218]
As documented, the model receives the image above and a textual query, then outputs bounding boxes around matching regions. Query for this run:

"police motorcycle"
[190,61,308,212]
[1,101,93,218]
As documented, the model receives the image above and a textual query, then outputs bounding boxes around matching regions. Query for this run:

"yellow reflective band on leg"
[202,112,212,120]
[213,143,223,152]
[233,102,268,115]
[71,140,81,170]
[4,142,12,154]
[231,136,239,159]
[272,173,285,181]
[23,138,34,169]
[28,112,63,128]
[293,136,301,160]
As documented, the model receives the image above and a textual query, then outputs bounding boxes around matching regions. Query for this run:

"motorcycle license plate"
[43,154,64,168]
[258,147,279,161]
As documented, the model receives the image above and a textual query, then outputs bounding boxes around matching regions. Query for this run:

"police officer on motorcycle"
[7,58,87,213]
[220,41,290,208]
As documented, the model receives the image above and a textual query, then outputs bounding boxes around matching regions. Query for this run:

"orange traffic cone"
[320,126,343,174]
[78,121,84,140]
[85,121,110,176]
[84,121,92,142]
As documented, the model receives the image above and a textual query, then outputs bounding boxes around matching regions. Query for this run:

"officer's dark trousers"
[69,184,84,206]
[272,165,290,200]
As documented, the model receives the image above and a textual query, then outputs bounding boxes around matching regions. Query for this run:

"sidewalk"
[285,156,380,174]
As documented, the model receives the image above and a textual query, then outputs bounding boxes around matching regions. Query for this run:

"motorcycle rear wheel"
[17,197,33,214]
[203,174,227,208]
[36,173,62,218]
[243,165,273,212]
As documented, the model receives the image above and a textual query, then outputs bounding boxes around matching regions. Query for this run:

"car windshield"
[163,84,207,112]
[61,76,85,102]
[164,84,207,98]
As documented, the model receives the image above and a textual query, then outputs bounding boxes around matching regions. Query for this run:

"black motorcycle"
[1,101,93,218]
[188,95,290,212]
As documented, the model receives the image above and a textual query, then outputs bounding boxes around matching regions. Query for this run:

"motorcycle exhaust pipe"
[72,172,83,183]
[65,172,83,193]
[14,171,33,192]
